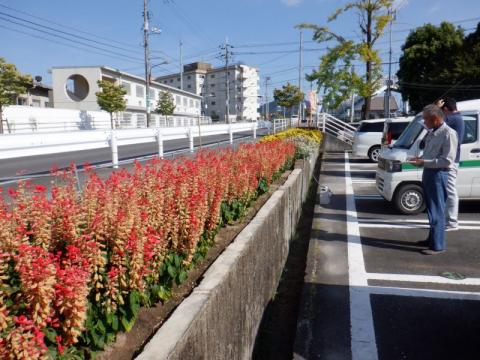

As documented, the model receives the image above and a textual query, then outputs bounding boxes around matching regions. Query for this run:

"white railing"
[318,113,356,145]
[272,118,290,133]
[0,123,259,168]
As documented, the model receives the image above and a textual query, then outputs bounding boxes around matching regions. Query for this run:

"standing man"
[436,97,464,231]
[410,104,458,255]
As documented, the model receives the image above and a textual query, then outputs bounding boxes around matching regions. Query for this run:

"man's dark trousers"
[422,168,449,251]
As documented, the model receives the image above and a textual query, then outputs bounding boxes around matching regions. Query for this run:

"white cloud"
[281,0,303,7]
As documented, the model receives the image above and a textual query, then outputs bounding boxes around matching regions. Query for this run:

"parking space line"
[354,194,383,200]
[367,273,480,286]
[358,218,480,225]
[369,285,480,300]
[352,180,376,184]
[359,223,480,230]
[345,152,379,360]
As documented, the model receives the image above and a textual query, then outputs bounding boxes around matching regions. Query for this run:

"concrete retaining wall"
[137,150,319,360]
[323,132,352,152]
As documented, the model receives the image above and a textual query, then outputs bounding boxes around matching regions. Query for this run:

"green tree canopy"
[96,80,127,129]
[298,0,393,119]
[396,22,467,112]
[0,57,31,133]
[273,82,304,116]
[155,91,176,118]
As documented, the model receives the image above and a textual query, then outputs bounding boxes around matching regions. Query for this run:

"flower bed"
[0,140,295,359]
[261,128,322,158]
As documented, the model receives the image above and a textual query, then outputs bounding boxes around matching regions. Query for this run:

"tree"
[273,82,304,125]
[96,80,127,129]
[0,58,31,134]
[299,0,393,119]
[155,91,176,122]
[396,22,467,112]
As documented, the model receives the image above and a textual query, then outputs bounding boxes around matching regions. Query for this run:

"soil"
[252,153,322,360]
[96,169,293,360]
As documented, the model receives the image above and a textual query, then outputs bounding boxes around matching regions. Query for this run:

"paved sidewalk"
[293,151,480,360]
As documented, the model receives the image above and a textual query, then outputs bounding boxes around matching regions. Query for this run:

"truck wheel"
[368,146,381,162]
[394,184,426,215]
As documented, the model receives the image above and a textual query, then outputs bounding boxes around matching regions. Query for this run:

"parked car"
[376,99,480,214]
[353,117,412,162]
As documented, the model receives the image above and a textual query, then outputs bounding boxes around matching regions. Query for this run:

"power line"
[0,10,141,55]
[0,23,143,64]
[0,15,144,62]
[0,2,140,49]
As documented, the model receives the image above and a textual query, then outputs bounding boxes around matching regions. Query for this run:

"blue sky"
[1,0,479,99]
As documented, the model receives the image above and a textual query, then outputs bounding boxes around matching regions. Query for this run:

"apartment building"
[51,66,202,127]
[156,62,259,122]
[16,83,53,108]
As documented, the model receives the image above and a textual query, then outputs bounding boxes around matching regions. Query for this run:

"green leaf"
[167,264,177,278]
[121,316,135,332]
[96,320,106,335]
[178,270,188,284]
[43,327,58,343]
[174,254,181,268]
[111,314,119,331]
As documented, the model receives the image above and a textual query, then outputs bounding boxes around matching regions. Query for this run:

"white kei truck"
[376,99,480,214]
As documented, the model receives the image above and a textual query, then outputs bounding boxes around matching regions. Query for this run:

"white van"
[376,99,480,214]
[353,117,413,162]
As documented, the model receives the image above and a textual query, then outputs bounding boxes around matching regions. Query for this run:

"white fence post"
[189,127,194,153]
[110,130,119,169]
[273,120,276,134]
[229,125,233,145]
[322,113,326,132]
[253,123,257,139]
[157,129,164,158]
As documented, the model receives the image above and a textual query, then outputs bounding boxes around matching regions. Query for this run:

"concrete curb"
[137,150,319,360]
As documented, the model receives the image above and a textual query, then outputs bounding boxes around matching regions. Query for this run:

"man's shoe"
[445,225,459,232]
[422,249,446,255]
[414,239,429,247]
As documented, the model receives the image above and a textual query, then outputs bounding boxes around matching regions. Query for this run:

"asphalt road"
[295,151,480,360]
[0,129,267,182]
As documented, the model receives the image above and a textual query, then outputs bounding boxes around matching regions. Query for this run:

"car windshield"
[392,115,424,149]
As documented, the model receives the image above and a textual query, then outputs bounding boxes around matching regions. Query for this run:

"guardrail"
[273,118,290,133]
[318,113,356,145]
[0,122,259,168]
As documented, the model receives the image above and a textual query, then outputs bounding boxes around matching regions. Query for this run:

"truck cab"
[376,100,480,214]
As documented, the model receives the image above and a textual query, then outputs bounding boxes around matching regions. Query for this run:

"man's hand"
[435,99,445,108]
[407,157,424,167]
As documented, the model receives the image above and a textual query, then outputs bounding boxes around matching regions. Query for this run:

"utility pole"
[298,30,303,123]
[350,66,355,123]
[265,77,270,121]
[384,9,395,119]
[219,39,233,123]
[180,40,184,91]
[143,0,151,127]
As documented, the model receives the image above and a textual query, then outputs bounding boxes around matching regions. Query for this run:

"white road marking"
[367,273,480,286]
[354,194,383,200]
[359,223,480,230]
[352,180,376,184]
[358,218,480,225]
[369,285,480,300]
[345,152,379,360]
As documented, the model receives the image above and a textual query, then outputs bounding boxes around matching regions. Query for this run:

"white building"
[156,62,259,122]
[51,66,202,128]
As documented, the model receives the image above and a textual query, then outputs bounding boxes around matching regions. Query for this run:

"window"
[189,99,194,107]
[210,84,215,88]
[187,84,192,89]
[195,100,200,109]
[210,74,215,79]
[183,97,188,106]
[122,82,131,95]
[136,113,146,128]
[136,85,144,98]
[393,117,424,149]
[388,122,410,140]
[164,81,168,84]
[200,75,205,79]
[17,97,27,105]
[170,79,173,83]
[462,115,478,144]
[176,95,181,105]
[120,113,132,127]
[177,78,180,81]
[187,75,191,80]
[149,89,155,99]
[211,101,216,106]
[32,99,41,107]
[357,121,384,133]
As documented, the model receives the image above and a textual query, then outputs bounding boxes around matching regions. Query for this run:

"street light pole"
[265,76,270,121]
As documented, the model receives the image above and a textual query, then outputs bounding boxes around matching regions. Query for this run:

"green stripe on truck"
[460,159,480,168]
